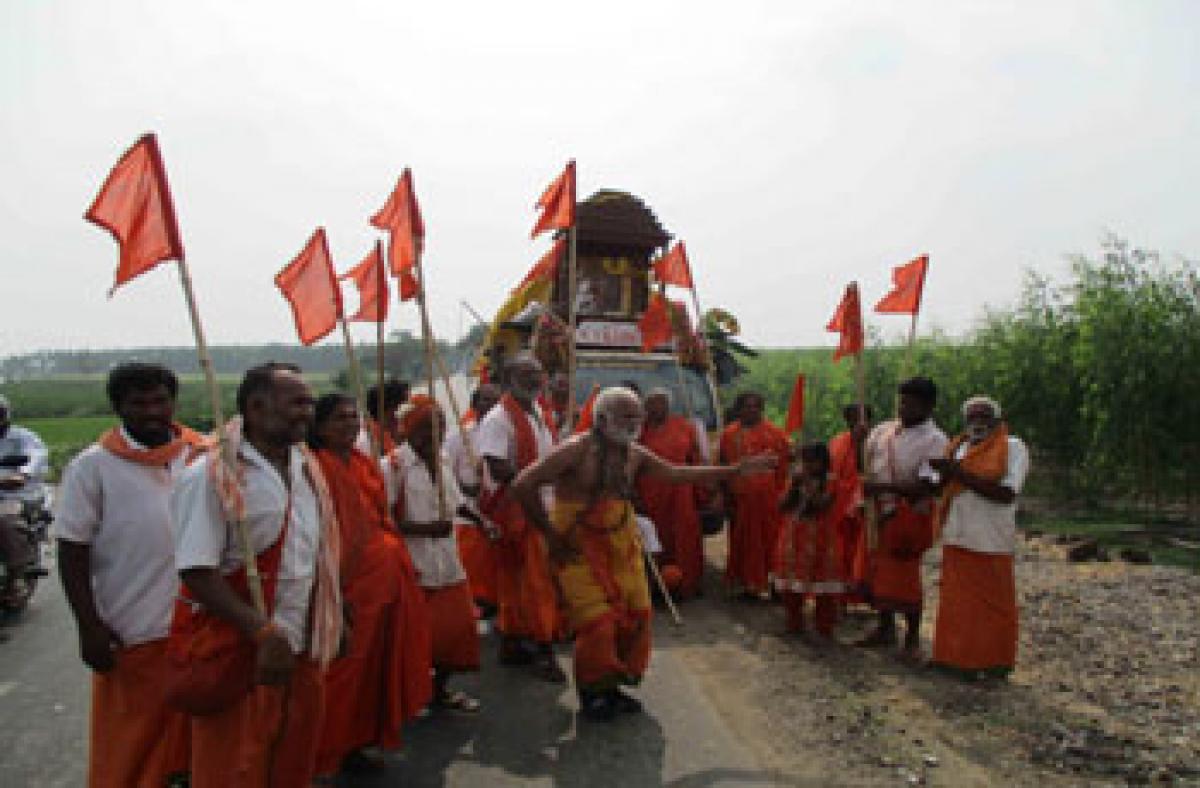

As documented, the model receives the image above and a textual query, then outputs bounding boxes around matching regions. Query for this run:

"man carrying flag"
[172,363,343,786]
[475,353,564,681]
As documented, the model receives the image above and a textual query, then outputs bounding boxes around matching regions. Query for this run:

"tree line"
[728,236,1200,524]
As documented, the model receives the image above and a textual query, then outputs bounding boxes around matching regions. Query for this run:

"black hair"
[898,376,938,406]
[307,392,356,450]
[236,362,302,416]
[842,403,874,423]
[621,380,642,395]
[799,442,830,468]
[106,362,179,410]
[471,384,499,411]
[365,378,410,419]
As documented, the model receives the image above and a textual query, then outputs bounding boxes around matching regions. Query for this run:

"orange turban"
[399,394,437,438]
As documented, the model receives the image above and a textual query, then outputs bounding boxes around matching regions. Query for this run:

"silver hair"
[962,395,1002,419]
[644,386,673,407]
[594,386,642,421]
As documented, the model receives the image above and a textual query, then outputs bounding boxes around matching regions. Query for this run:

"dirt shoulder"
[657,535,1200,786]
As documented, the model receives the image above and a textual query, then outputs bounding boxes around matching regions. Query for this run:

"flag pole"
[431,346,480,468]
[564,223,579,433]
[375,259,388,458]
[176,258,266,614]
[340,317,377,459]
[413,244,449,520]
[682,248,722,433]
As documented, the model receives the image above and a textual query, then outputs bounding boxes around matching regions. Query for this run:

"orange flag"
[275,229,342,345]
[654,241,693,289]
[874,254,929,315]
[522,237,566,287]
[531,160,576,238]
[572,385,601,434]
[85,133,185,294]
[398,265,419,302]
[339,241,389,323]
[639,292,673,352]
[826,283,864,362]
[371,169,425,274]
[784,374,805,434]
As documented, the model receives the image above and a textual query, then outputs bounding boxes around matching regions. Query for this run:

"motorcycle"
[0,454,51,616]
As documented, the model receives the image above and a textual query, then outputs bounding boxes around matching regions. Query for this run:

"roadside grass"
[1027,518,1200,573]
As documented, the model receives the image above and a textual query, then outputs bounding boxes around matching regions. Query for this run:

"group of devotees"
[43,352,1028,786]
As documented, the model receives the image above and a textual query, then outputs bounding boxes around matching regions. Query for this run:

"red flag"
[339,241,389,323]
[531,160,576,238]
[874,254,929,315]
[654,241,693,289]
[398,265,419,302]
[85,133,185,294]
[784,374,805,434]
[638,293,673,352]
[573,385,601,434]
[371,169,425,274]
[521,237,566,287]
[275,229,342,345]
[826,283,864,362]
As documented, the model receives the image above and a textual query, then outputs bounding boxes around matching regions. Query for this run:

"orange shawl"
[99,423,208,466]
[936,424,1009,534]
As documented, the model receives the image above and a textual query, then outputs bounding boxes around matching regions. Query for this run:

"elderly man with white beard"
[929,396,1030,681]
[512,387,776,721]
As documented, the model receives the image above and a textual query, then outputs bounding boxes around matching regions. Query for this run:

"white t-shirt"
[52,432,187,646]
[172,443,322,654]
[940,436,1031,555]
[865,418,948,514]
[443,423,481,491]
[475,401,555,493]
[384,444,466,589]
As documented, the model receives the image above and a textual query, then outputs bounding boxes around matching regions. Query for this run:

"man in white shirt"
[389,396,483,712]
[54,363,197,787]
[858,377,948,658]
[172,362,341,787]
[0,395,49,597]
[476,354,564,682]
[930,396,1030,679]
[445,383,502,613]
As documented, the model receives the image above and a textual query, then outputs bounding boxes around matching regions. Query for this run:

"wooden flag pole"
[644,548,683,626]
[564,224,579,433]
[176,258,266,614]
[340,317,377,459]
[431,345,480,468]
[683,254,722,433]
[413,245,449,520]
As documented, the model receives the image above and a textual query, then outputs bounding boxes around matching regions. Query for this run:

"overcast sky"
[2,0,1196,357]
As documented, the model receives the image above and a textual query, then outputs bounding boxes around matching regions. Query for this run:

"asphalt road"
[0,560,783,787]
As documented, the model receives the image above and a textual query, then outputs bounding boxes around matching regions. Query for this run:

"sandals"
[434,690,481,713]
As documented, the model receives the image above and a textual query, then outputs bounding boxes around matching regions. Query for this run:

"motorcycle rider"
[0,394,50,603]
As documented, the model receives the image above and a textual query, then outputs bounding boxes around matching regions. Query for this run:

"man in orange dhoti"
[172,363,343,788]
[476,354,564,682]
[55,363,196,787]
[513,387,777,720]
[829,404,871,603]
[931,396,1029,679]
[389,396,483,711]
[719,391,791,598]
[635,387,707,599]
[446,384,502,613]
[774,443,849,638]
[309,393,432,775]
[859,377,948,658]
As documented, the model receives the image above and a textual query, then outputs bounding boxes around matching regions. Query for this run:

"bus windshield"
[572,359,719,431]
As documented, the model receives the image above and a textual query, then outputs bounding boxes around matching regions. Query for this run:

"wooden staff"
[645,549,683,626]
[339,317,377,459]
[176,257,266,614]
[431,345,479,468]
[413,244,448,520]
[564,224,579,433]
